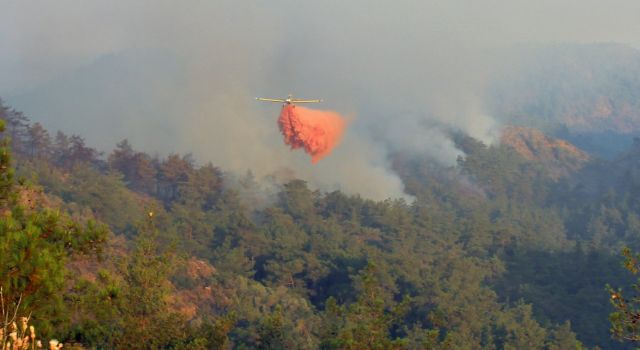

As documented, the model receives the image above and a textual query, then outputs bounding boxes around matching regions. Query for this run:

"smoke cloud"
[1,1,639,200]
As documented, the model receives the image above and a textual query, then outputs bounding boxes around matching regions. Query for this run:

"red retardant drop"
[278,104,346,163]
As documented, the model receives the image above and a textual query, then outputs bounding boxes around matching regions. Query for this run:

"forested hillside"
[3,98,640,349]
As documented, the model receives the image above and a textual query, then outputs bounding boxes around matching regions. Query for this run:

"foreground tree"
[608,247,640,343]
[0,118,107,336]
[115,217,185,349]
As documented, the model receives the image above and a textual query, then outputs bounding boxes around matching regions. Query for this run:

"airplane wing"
[291,99,323,103]
[256,98,286,103]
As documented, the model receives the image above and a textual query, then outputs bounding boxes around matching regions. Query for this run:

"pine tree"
[0,119,14,205]
[0,118,107,336]
[3,108,29,155]
[115,216,184,349]
[26,122,52,159]
[52,131,70,167]
[320,263,409,350]
[608,247,640,343]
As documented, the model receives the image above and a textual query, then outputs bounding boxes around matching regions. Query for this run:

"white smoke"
[2,0,639,199]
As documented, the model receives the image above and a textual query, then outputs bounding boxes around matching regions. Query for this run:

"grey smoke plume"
[1,0,639,200]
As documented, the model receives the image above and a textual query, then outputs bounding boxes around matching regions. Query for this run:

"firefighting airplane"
[255,94,322,105]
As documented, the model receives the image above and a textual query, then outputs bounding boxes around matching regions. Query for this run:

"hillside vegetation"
[3,98,640,349]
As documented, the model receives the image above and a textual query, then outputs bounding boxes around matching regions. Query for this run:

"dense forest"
[3,96,640,349]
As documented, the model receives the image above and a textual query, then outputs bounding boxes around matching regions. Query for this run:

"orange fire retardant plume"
[278,104,346,163]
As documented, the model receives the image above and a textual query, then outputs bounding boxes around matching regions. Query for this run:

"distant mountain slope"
[489,43,640,133]
[568,138,640,198]
[488,43,640,157]
[501,126,590,178]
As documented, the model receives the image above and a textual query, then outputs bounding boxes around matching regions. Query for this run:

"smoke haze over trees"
[2,1,640,199]
[3,94,640,347]
[4,2,640,349]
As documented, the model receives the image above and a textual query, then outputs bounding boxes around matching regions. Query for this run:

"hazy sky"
[1,0,639,199]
